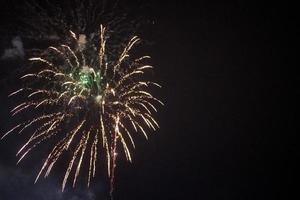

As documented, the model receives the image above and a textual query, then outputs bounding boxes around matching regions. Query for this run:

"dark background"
[0,1,296,200]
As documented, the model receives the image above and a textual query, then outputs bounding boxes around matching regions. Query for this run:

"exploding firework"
[2,25,162,197]
[1,0,153,91]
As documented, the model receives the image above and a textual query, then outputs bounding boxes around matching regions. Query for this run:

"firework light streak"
[2,25,162,197]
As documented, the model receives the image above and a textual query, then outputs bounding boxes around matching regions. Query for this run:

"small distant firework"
[3,25,162,197]
[19,0,143,54]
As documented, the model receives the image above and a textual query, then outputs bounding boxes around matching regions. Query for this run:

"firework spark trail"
[3,25,162,197]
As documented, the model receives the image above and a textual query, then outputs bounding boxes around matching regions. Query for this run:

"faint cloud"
[0,163,97,200]
[1,36,25,60]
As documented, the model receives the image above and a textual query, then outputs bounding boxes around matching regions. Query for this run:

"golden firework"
[3,25,162,197]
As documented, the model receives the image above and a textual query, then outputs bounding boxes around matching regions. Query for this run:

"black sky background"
[0,1,296,200]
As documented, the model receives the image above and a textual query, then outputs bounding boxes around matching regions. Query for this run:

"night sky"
[0,1,295,200]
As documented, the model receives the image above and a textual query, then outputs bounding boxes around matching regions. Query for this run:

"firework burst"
[3,25,162,196]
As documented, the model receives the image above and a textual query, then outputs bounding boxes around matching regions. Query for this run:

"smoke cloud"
[0,163,99,200]
[1,36,24,60]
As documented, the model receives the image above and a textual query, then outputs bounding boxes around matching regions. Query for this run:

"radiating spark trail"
[3,25,162,198]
